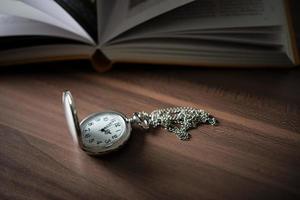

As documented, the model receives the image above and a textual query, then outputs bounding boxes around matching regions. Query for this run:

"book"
[0,0,299,71]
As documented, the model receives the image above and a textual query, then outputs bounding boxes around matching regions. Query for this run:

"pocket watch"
[62,91,217,156]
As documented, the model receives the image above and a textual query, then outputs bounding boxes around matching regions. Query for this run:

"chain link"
[129,107,217,140]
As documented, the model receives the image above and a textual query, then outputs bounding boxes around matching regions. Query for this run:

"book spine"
[90,50,113,72]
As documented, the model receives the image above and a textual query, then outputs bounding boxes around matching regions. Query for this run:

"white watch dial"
[80,112,128,151]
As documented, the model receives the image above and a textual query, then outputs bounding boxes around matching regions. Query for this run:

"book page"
[102,0,292,67]
[127,0,163,17]
[0,0,94,44]
[52,0,98,42]
[123,0,285,36]
[0,44,94,66]
[20,0,94,44]
[100,0,194,44]
[168,0,284,28]
[0,14,93,44]
[103,39,292,67]
[97,0,117,43]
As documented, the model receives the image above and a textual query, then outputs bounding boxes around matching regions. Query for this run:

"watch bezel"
[79,111,131,155]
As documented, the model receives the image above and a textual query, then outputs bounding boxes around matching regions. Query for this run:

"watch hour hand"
[100,128,112,134]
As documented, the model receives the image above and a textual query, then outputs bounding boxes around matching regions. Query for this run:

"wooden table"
[0,62,299,200]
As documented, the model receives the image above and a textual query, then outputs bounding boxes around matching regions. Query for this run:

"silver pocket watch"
[62,91,217,156]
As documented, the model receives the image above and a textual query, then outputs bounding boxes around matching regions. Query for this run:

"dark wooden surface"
[0,62,300,200]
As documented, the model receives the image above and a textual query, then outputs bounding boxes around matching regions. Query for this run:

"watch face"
[80,112,131,155]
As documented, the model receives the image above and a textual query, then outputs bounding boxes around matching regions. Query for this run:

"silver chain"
[129,107,217,140]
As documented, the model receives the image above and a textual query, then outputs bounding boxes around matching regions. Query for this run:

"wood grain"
[0,62,300,200]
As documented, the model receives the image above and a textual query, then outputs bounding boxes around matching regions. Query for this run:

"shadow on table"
[93,124,161,164]
[0,60,299,104]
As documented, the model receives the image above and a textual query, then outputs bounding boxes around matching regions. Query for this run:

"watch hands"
[99,118,116,133]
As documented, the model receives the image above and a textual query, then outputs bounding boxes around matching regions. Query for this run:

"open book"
[0,0,299,71]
